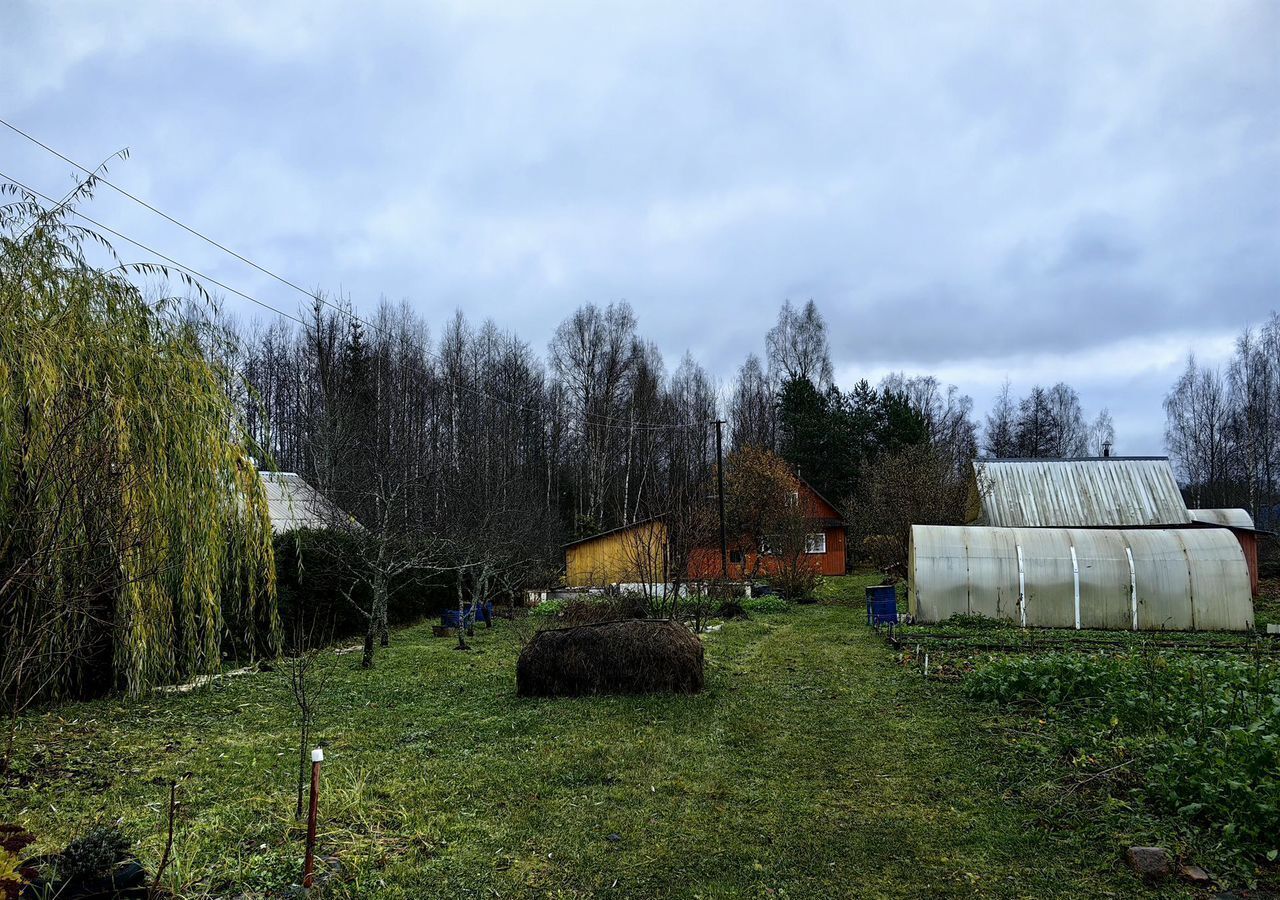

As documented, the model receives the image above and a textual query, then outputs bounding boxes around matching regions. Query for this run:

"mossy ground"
[5,576,1180,898]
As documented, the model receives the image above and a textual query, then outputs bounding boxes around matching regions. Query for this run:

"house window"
[729,549,744,564]
[787,490,800,507]
[805,533,827,554]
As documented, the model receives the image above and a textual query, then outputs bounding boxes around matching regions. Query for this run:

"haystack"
[516,619,704,697]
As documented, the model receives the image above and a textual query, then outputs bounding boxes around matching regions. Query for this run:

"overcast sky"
[4,1,1277,453]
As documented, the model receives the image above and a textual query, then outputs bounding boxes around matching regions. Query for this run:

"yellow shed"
[564,519,669,587]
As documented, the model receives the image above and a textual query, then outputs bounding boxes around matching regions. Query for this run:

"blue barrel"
[866,585,898,626]
[442,607,475,628]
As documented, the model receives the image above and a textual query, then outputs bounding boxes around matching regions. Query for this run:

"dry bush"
[516,619,704,697]
[770,560,820,601]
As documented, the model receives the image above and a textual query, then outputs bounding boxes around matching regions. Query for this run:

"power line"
[0,118,710,431]
[1,118,711,432]
[2,117,321,304]
[1,168,311,329]
[1,165,709,432]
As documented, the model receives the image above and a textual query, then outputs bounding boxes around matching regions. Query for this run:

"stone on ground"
[1125,846,1172,880]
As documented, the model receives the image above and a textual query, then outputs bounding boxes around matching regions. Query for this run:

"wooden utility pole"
[714,420,728,579]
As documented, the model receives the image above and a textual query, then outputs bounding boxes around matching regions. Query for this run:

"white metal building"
[969,457,1192,527]
[259,471,359,534]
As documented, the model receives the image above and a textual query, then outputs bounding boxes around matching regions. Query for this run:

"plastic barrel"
[866,585,898,625]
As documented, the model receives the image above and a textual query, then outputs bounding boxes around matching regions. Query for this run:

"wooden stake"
[303,747,323,888]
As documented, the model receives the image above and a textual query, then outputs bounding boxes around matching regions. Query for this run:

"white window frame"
[805,532,827,554]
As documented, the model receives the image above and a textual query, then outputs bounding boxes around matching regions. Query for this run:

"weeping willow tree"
[0,176,277,706]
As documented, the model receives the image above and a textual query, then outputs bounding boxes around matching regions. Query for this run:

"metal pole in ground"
[303,747,323,888]
[714,419,728,580]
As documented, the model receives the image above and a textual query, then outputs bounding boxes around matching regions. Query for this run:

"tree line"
[1164,314,1280,527]
[216,295,1133,583]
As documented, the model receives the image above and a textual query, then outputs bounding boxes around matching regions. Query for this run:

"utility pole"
[714,420,728,580]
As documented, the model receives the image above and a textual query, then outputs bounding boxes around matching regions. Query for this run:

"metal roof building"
[909,524,1254,631]
[969,457,1191,527]
[907,457,1259,631]
[1188,508,1255,529]
[259,471,358,534]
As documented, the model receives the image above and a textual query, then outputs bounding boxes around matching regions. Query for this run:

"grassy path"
[5,603,1170,898]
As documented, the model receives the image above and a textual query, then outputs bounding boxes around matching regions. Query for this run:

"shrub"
[742,596,790,614]
[527,595,648,626]
[769,564,820,602]
[557,594,648,626]
[56,825,132,881]
[263,529,454,651]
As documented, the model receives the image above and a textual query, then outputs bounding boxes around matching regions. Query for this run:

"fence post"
[303,747,323,888]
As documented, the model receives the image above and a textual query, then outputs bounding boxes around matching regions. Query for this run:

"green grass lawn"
[5,581,1180,898]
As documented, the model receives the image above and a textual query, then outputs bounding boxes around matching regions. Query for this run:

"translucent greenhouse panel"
[909,525,1253,631]
[962,526,1020,622]
[1124,529,1194,630]
[1016,529,1078,628]
[1068,529,1135,630]
[909,525,970,622]
[1176,529,1253,631]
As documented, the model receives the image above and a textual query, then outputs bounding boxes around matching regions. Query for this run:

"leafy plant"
[942,613,1015,631]
[528,599,565,619]
[742,596,790,614]
[0,825,36,900]
[966,650,1280,871]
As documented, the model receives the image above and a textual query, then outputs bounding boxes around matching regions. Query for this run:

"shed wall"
[909,525,1254,631]
[564,521,668,587]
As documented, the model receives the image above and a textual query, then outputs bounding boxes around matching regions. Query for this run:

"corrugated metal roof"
[970,457,1191,528]
[260,472,358,534]
[1188,508,1255,529]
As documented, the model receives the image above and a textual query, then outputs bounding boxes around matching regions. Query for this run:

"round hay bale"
[516,619,704,697]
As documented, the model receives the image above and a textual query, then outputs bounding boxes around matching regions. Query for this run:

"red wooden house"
[687,476,847,580]
[563,477,847,587]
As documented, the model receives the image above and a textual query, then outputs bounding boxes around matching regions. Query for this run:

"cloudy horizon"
[4,1,1277,453]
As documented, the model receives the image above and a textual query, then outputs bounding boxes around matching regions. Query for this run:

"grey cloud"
[1,0,1276,454]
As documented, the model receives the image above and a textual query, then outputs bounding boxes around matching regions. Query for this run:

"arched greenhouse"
[908,524,1254,631]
